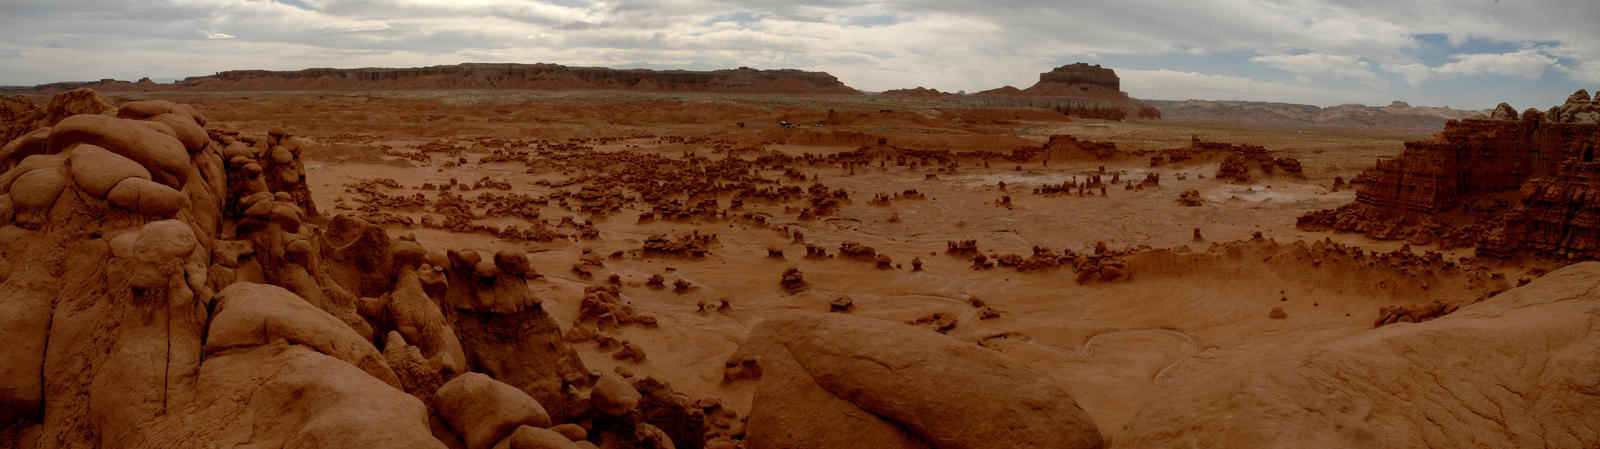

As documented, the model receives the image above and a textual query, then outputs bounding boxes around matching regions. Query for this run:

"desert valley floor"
[3,86,1598,449]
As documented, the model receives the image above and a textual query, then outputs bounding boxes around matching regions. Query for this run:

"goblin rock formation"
[3,63,860,96]
[1299,90,1600,255]
[0,89,692,449]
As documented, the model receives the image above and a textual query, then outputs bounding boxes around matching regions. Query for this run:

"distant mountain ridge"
[0,63,860,95]
[1144,98,1487,134]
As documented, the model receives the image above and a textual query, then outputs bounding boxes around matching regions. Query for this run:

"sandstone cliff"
[1299,89,1600,256]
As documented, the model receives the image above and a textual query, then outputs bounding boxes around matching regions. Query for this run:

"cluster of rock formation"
[0,88,1111,449]
[1299,90,1600,257]
[1198,137,1303,183]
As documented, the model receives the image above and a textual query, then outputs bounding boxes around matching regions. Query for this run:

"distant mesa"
[969,63,1161,120]
[875,63,1160,121]
[0,63,860,96]
[878,87,954,98]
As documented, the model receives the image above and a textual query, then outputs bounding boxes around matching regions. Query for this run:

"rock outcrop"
[1118,262,1600,448]
[0,88,639,449]
[0,89,446,447]
[1299,92,1600,251]
[731,312,1103,449]
[2,63,860,96]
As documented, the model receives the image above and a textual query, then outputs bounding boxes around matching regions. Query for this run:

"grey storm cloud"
[0,0,1595,107]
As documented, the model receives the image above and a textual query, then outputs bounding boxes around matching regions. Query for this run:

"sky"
[0,0,1596,109]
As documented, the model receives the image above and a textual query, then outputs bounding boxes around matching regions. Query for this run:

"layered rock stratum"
[1299,89,1600,257]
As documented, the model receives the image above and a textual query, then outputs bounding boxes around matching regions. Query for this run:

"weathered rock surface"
[206,282,403,388]
[436,372,554,449]
[736,312,1103,449]
[1119,262,1600,448]
[0,88,571,449]
[1300,91,1600,254]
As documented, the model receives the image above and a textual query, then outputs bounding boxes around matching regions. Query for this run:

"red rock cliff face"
[1300,93,1600,255]
[1483,162,1600,258]
[2,63,861,95]
[1357,119,1598,220]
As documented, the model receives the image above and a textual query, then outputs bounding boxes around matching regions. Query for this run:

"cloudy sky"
[1,0,1596,109]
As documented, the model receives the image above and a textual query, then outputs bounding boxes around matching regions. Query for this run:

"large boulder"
[66,144,152,197]
[591,373,641,417]
[492,426,582,449]
[737,312,1103,449]
[45,114,190,187]
[435,372,554,449]
[172,342,446,449]
[1118,262,1600,448]
[206,282,403,389]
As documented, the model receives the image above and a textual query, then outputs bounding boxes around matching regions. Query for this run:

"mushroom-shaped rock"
[223,142,254,160]
[46,114,190,186]
[391,240,430,269]
[495,250,532,277]
[270,203,303,233]
[67,144,152,197]
[205,283,403,389]
[475,260,501,279]
[436,372,553,449]
[7,167,68,228]
[448,248,482,271]
[109,219,198,289]
[739,312,1102,449]
[106,177,188,217]
[491,426,582,449]
[591,372,641,417]
[147,112,209,154]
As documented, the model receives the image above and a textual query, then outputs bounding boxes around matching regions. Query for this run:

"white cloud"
[1557,61,1600,85]
[1380,47,1562,86]
[1433,48,1558,79]
[1379,62,1434,87]
[1250,52,1387,89]
[0,0,1596,108]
